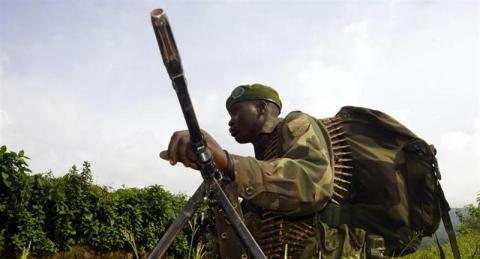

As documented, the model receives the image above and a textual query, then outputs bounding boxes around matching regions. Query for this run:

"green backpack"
[319,106,460,258]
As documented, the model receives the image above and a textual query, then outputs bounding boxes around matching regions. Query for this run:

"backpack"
[318,106,459,257]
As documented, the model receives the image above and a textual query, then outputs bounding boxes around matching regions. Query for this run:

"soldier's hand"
[159,130,228,173]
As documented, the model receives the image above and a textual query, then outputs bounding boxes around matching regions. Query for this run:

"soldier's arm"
[229,112,335,216]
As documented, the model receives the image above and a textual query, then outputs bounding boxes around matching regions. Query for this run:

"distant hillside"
[419,208,463,248]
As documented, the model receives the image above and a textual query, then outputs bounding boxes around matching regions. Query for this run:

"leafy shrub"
[457,194,480,234]
[401,194,480,258]
[0,145,192,257]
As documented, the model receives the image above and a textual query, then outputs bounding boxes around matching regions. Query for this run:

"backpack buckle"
[366,234,389,259]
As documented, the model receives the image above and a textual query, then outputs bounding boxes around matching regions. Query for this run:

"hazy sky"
[1,0,478,207]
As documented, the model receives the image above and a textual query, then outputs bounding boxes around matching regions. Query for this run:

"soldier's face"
[228,101,264,144]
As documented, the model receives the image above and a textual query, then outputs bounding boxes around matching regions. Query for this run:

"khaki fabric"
[207,111,368,258]
[205,106,440,257]
[237,211,367,259]
[231,112,335,216]
[336,106,437,255]
[316,223,366,259]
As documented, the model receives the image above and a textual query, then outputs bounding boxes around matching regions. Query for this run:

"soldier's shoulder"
[282,111,316,137]
[284,110,314,121]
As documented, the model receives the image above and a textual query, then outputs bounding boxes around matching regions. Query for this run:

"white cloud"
[437,117,480,206]
[0,2,478,207]
[388,108,412,126]
[266,20,376,117]
[0,109,11,142]
[344,21,369,39]
[0,51,11,142]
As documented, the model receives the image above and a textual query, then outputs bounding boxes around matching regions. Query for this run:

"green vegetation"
[399,232,479,259]
[0,145,194,258]
[187,220,205,259]
[400,194,480,259]
[1,145,478,258]
[19,241,30,259]
[121,228,139,259]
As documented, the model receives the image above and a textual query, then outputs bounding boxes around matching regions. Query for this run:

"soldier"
[160,83,367,258]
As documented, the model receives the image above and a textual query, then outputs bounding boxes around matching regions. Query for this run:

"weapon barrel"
[151,9,183,79]
[150,9,266,259]
[151,9,203,146]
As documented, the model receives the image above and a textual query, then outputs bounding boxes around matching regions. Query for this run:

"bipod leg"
[148,181,206,259]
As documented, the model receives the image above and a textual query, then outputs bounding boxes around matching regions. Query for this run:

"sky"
[0,0,478,207]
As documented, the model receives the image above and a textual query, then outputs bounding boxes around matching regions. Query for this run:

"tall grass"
[187,219,205,259]
[19,242,30,259]
[399,230,479,258]
[121,229,139,259]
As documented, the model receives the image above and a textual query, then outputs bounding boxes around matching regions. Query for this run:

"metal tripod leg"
[148,178,266,259]
[148,181,206,259]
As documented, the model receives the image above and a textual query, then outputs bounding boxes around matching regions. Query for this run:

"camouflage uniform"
[209,110,367,259]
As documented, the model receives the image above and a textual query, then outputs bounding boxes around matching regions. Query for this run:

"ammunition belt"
[256,211,315,258]
[319,117,354,205]
[251,116,354,257]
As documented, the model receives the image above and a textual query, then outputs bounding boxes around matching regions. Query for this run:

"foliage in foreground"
[0,145,191,257]
[1,145,479,258]
[399,232,479,259]
[400,194,480,259]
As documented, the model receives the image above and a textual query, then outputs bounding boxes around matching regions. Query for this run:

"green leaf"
[1,172,11,187]
[0,145,6,154]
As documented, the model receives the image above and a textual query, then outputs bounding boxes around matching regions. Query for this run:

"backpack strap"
[318,203,353,227]
[434,234,446,259]
[432,150,461,259]
[436,183,461,259]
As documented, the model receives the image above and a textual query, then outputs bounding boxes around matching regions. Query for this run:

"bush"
[401,194,480,259]
[0,145,193,257]
[457,195,480,234]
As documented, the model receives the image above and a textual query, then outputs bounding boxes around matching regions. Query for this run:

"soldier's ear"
[256,101,268,115]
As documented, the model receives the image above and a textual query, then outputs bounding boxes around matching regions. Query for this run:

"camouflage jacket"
[231,111,335,216]
[210,111,336,258]
[207,110,369,259]
[207,106,442,258]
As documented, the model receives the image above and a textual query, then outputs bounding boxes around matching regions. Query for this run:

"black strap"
[435,234,445,259]
[430,147,461,259]
[430,152,461,259]
[437,183,461,259]
[318,203,353,227]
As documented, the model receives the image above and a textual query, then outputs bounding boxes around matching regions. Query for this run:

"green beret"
[226,83,282,112]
